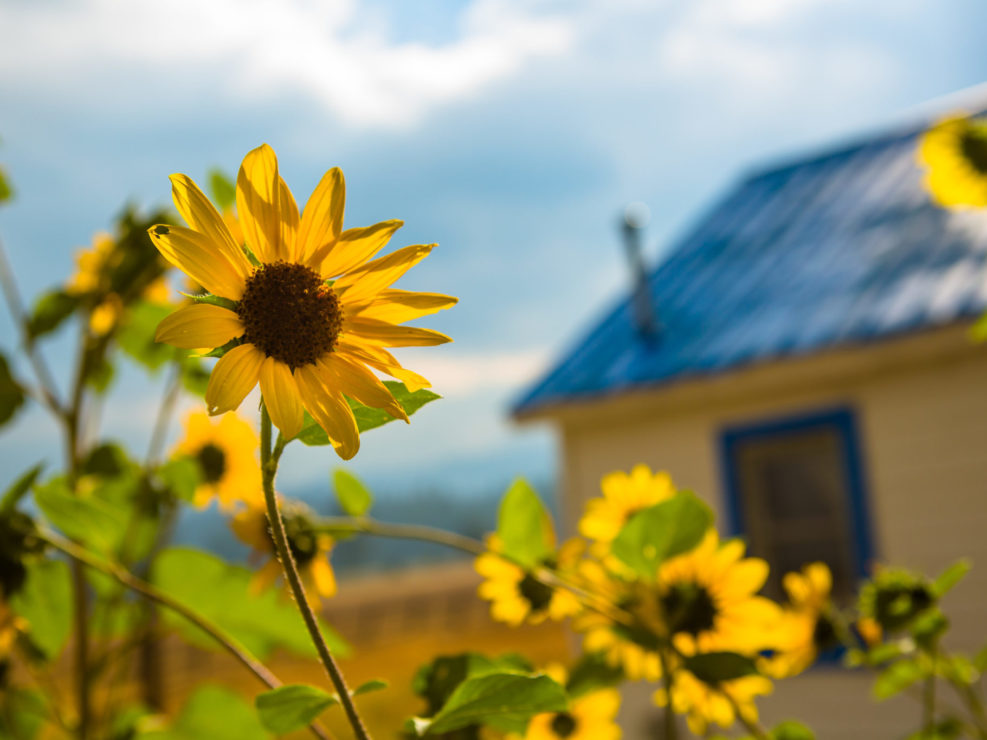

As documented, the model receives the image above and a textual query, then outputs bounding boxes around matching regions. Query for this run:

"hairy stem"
[41,531,332,740]
[260,406,371,740]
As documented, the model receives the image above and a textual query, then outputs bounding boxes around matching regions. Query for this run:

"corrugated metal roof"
[514,110,987,417]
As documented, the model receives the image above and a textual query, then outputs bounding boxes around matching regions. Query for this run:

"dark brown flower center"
[237,261,342,369]
[196,443,226,484]
[960,126,987,174]
[661,582,717,637]
[550,712,578,738]
[518,573,555,613]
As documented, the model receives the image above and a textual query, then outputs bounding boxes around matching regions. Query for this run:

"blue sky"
[2,0,987,497]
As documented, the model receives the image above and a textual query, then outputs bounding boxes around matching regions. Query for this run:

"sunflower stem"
[658,648,678,740]
[260,405,372,740]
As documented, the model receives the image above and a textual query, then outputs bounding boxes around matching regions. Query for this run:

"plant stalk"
[260,405,371,740]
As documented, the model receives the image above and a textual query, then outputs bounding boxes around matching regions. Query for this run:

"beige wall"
[538,325,987,739]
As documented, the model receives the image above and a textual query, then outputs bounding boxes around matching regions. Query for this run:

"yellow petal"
[296,366,360,460]
[148,224,246,300]
[336,340,431,391]
[236,144,282,263]
[354,290,458,324]
[315,219,402,278]
[297,167,346,266]
[279,176,300,261]
[334,243,433,305]
[343,317,452,347]
[169,174,252,279]
[155,303,244,349]
[205,344,264,415]
[259,357,304,439]
[319,354,407,421]
[309,557,337,598]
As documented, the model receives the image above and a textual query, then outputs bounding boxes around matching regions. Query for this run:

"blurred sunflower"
[579,465,676,545]
[475,536,582,627]
[172,411,262,511]
[231,499,336,606]
[67,232,172,335]
[515,664,621,740]
[764,562,838,678]
[657,531,781,657]
[654,668,772,736]
[149,144,455,458]
[918,115,987,208]
[0,599,26,663]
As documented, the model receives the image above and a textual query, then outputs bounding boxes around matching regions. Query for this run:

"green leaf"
[418,673,567,735]
[26,290,79,339]
[0,463,43,514]
[81,442,130,477]
[0,352,26,427]
[611,491,713,578]
[158,456,201,503]
[973,644,987,673]
[299,381,441,445]
[970,312,987,343]
[10,559,72,660]
[931,560,971,598]
[209,169,236,211]
[771,721,816,740]
[873,658,925,700]
[181,360,211,397]
[139,685,270,740]
[684,652,759,684]
[412,653,533,717]
[183,292,238,311]
[118,299,174,371]
[333,469,373,517]
[151,547,349,661]
[495,478,552,569]
[255,685,337,734]
[0,688,47,739]
[34,478,127,554]
[353,679,388,697]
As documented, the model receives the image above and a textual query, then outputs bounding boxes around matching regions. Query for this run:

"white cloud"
[398,347,551,397]
[0,0,574,129]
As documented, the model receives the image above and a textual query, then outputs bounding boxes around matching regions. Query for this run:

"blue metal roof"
[514,113,987,417]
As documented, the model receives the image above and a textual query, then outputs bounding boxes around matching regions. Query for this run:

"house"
[513,101,987,738]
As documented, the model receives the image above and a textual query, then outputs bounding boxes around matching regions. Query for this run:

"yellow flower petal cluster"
[516,665,621,740]
[171,411,262,511]
[918,114,987,208]
[765,562,835,678]
[579,465,676,545]
[655,669,773,737]
[475,537,582,627]
[150,144,456,458]
[231,499,336,606]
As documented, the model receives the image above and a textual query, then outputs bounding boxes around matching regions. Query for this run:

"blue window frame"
[719,406,875,604]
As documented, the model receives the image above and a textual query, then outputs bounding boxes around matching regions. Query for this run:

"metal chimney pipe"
[621,202,659,338]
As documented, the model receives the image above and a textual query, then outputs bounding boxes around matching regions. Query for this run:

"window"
[719,407,875,605]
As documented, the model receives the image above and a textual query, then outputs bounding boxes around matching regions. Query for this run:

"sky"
[1,0,987,500]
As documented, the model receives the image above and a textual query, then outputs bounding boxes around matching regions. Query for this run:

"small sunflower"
[150,144,455,458]
[0,599,26,663]
[857,566,935,635]
[655,668,773,736]
[516,664,621,740]
[657,531,781,657]
[765,562,838,678]
[579,465,676,545]
[918,114,987,208]
[172,410,262,511]
[475,537,582,627]
[231,499,336,606]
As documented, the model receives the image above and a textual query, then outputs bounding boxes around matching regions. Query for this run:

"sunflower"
[764,562,838,678]
[579,465,676,545]
[67,232,173,335]
[918,115,987,208]
[149,144,455,458]
[231,499,336,605]
[654,668,773,736]
[475,537,582,627]
[516,664,621,740]
[172,410,262,511]
[657,531,781,657]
